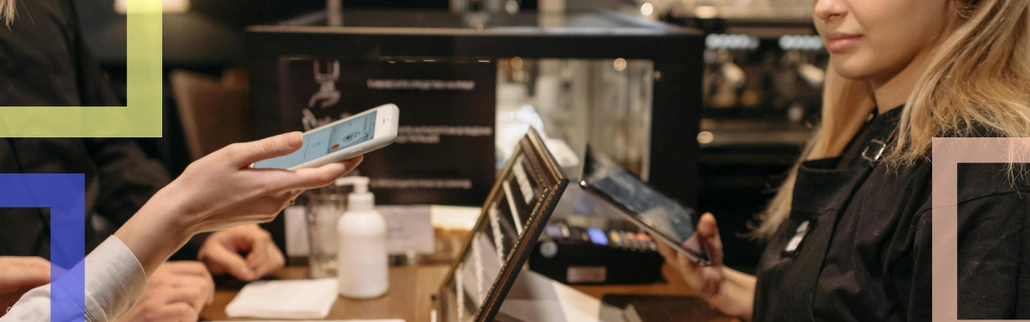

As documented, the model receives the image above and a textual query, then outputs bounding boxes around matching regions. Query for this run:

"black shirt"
[753,107,1030,321]
[0,0,171,257]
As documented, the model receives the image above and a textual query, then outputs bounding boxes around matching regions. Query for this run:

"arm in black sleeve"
[66,0,213,260]
[954,192,1030,319]
[84,139,171,226]
[64,0,171,227]
[66,0,120,107]
[906,191,1030,320]
[904,210,933,322]
[87,136,214,260]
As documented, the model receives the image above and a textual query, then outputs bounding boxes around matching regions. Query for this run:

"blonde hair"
[751,0,1030,239]
[0,0,12,27]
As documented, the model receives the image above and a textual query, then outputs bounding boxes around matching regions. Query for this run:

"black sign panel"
[435,128,569,322]
[278,58,496,205]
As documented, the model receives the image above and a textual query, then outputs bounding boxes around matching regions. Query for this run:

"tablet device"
[578,145,710,266]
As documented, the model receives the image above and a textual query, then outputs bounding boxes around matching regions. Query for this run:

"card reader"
[528,221,664,285]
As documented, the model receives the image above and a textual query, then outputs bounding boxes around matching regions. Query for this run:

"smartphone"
[578,145,711,266]
[253,103,399,170]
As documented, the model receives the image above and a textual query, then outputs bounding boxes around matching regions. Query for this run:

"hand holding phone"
[655,213,729,302]
[253,104,399,170]
[578,145,711,266]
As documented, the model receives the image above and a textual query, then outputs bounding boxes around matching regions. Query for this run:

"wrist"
[113,187,196,276]
[704,267,754,321]
[158,182,204,235]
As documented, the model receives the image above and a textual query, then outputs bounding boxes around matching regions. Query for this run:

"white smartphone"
[252,103,399,170]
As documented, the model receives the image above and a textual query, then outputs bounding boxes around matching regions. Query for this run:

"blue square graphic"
[0,174,85,322]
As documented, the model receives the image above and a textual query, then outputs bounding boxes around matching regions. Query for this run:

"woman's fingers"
[657,239,704,285]
[695,213,724,267]
[172,275,216,305]
[211,192,305,226]
[164,261,210,278]
[245,238,286,279]
[183,134,364,234]
[163,283,208,313]
[655,240,676,260]
[224,132,304,168]
[155,302,199,322]
[340,155,364,172]
[258,157,363,192]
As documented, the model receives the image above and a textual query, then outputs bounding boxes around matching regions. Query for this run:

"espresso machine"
[667,0,827,269]
[465,0,828,269]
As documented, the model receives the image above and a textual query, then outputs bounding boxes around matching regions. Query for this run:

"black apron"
[752,147,883,321]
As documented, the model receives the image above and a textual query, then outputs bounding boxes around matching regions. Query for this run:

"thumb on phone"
[690,213,724,267]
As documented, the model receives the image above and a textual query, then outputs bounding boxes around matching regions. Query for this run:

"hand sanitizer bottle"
[334,176,388,299]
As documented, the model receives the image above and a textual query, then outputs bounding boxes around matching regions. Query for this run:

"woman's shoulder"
[954,163,1030,202]
[885,154,1029,216]
[903,159,1030,205]
[931,120,1030,202]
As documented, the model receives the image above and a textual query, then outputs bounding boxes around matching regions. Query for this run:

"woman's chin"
[830,56,876,81]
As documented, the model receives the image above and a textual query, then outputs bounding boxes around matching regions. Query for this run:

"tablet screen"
[580,147,708,263]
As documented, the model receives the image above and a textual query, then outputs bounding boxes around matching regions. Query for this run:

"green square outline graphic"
[0,0,162,137]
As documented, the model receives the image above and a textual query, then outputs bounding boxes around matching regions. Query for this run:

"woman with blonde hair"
[659,0,1030,320]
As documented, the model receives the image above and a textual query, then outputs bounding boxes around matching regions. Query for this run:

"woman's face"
[813,0,951,82]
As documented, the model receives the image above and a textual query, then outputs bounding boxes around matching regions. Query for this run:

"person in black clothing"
[0,0,289,320]
[1,132,363,322]
[658,0,1030,321]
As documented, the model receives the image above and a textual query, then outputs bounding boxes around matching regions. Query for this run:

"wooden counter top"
[200,264,737,322]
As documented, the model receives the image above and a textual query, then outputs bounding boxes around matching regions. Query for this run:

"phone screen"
[253,111,377,169]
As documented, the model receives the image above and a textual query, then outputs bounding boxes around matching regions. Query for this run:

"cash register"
[529,220,664,285]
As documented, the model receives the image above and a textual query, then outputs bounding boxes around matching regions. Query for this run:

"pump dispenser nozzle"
[335,176,374,212]
[335,176,370,193]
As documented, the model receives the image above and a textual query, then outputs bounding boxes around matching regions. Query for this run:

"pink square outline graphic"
[932,137,1030,321]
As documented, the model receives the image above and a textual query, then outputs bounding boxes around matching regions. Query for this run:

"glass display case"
[671,0,812,21]
[247,9,705,209]
[247,10,704,258]
[493,57,655,176]
[663,4,825,268]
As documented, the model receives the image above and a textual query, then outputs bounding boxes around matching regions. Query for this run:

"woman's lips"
[825,33,862,54]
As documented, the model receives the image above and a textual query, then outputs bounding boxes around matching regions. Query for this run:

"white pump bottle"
[334,176,389,299]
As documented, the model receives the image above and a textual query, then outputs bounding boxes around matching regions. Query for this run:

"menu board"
[436,128,568,322]
[278,58,496,205]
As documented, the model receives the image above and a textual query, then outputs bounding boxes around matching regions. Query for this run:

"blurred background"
[77,0,825,274]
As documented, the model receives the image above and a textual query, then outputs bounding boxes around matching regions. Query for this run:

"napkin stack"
[225,278,338,319]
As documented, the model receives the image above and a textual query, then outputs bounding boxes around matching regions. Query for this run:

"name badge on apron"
[782,219,816,256]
